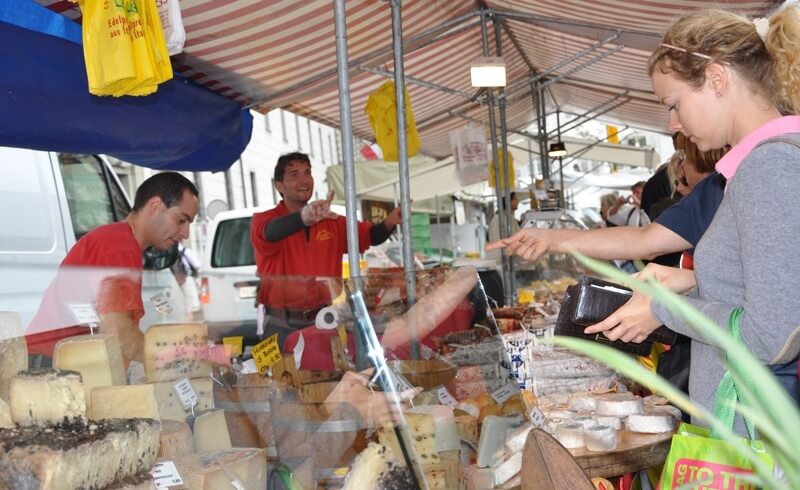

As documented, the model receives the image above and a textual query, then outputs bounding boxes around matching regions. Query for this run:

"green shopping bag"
[658,308,774,489]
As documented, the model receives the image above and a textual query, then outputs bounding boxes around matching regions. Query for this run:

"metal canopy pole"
[556,111,565,208]
[389,0,420,360]
[494,15,515,307]
[534,82,549,181]
[480,11,512,307]
[357,65,476,100]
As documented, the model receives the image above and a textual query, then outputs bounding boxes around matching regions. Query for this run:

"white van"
[0,146,185,339]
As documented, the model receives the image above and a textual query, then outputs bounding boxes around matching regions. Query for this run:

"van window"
[59,154,130,240]
[212,217,255,268]
[0,155,58,253]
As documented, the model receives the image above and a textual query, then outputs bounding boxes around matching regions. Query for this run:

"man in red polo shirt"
[27,172,199,363]
[251,152,402,344]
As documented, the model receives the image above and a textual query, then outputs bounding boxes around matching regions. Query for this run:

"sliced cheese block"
[477,415,514,467]
[585,425,618,452]
[191,409,232,453]
[595,393,644,417]
[174,448,267,490]
[626,413,674,434]
[0,335,27,402]
[0,418,160,490]
[568,392,597,412]
[158,420,195,459]
[556,422,585,449]
[9,368,86,426]
[152,377,214,422]
[144,323,212,383]
[455,413,479,445]
[0,397,12,428]
[463,464,494,490]
[91,385,160,421]
[377,412,439,464]
[407,405,460,452]
[504,422,534,454]
[342,442,395,490]
[491,451,523,486]
[423,468,448,489]
[595,415,622,431]
[54,334,126,410]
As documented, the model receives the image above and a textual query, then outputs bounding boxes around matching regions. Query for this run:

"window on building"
[280,111,287,142]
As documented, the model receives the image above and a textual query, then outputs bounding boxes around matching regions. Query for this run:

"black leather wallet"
[555,276,677,356]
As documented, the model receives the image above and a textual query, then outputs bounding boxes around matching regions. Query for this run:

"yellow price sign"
[252,334,281,375]
[222,336,243,357]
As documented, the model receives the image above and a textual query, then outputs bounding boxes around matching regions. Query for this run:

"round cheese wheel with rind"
[585,425,618,452]
[556,422,585,449]
[594,393,643,417]
[158,419,195,459]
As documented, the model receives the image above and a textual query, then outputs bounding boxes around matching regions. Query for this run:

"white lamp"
[547,142,567,157]
[470,57,506,87]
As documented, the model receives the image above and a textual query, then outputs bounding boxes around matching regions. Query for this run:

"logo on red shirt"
[316,229,333,241]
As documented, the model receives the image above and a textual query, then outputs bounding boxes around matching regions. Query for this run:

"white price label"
[437,386,458,407]
[68,303,100,325]
[150,292,173,318]
[151,461,183,488]
[490,382,519,404]
[388,367,414,393]
[173,378,198,411]
[529,406,546,428]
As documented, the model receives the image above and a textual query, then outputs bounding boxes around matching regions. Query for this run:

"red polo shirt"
[250,202,372,309]
[27,222,144,356]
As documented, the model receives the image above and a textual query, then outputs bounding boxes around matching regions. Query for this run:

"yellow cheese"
[91,385,160,421]
[0,335,27,402]
[377,412,439,464]
[9,368,86,425]
[454,413,479,445]
[54,334,126,410]
[192,409,232,453]
[159,419,195,459]
[342,442,396,490]
[174,448,267,490]
[152,377,214,422]
[144,323,212,383]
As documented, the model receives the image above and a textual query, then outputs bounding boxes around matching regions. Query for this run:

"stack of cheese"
[462,414,530,489]
[541,391,679,453]
[0,367,161,489]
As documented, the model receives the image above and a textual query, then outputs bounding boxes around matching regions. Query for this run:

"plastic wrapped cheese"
[584,425,618,452]
[595,393,643,417]
[626,413,674,433]
[556,422,585,449]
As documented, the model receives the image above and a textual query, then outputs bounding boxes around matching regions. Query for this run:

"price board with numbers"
[252,333,281,374]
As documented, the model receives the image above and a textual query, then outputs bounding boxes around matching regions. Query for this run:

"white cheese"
[556,422,585,449]
[647,404,683,423]
[456,400,481,418]
[584,425,618,452]
[568,392,597,412]
[504,422,534,454]
[595,393,644,417]
[143,323,212,383]
[594,415,622,431]
[407,405,460,452]
[191,409,232,453]
[90,384,160,421]
[477,415,515,467]
[54,334,126,410]
[574,415,598,430]
[0,335,27,402]
[174,448,267,490]
[545,409,575,420]
[491,450,523,486]
[626,413,674,433]
[159,419,195,459]
[9,368,86,426]
[151,377,214,422]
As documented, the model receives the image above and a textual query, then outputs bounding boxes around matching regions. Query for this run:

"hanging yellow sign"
[488,147,515,189]
[606,125,620,144]
[252,334,281,374]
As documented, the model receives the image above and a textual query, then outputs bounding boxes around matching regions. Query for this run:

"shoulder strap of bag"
[711,307,757,440]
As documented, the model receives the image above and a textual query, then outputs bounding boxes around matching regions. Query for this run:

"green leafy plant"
[551,252,800,489]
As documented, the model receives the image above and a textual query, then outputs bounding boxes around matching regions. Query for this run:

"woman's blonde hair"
[648,4,800,114]
[674,132,728,173]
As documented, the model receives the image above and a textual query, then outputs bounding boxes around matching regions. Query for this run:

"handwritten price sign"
[252,334,281,374]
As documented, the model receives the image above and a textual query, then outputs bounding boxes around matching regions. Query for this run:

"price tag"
[222,336,243,357]
[68,303,100,325]
[151,461,183,488]
[388,367,414,393]
[490,382,519,404]
[437,386,458,407]
[252,334,281,375]
[150,292,173,319]
[529,406,546,428]
[172,378,198,411]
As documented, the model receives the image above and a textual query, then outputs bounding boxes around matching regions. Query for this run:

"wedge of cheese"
[91,385,160,421]
[159,419,195,459]
[377,412,438,464]
[342,442,395,490]
[174,448,267,490]
[152,377,214,422]
[0,335,27,402]
[144,323,212,383]
[191,409,232,453]
[9,368,86,426]
[54,334,126,410]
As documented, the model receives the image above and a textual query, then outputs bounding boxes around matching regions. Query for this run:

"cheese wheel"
[595,393,643,417]
[548,392,571,406]
[544,418,564,435]
[626,413,674,434]
[568,392,597,412]
[556,422,584,449]
[644,395,668,406]
[545,409,575,421]
[647,404,683,423]
[594,415,622,431]
[574,415,597,430]
[159,420,195,459]
[9,368,86,426]
[585,425,618,452]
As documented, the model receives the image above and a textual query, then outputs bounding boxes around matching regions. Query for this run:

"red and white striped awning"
[38,0,777,157]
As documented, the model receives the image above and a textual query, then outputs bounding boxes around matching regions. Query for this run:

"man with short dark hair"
[27,172,199,362]
[251,152,402,344]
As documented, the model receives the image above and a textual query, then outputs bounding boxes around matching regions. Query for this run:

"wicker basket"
[393,359,457,390]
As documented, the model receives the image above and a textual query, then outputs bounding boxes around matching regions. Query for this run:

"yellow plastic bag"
[80,0,172,97]
[488,147,515,190]
[364,81,420,161]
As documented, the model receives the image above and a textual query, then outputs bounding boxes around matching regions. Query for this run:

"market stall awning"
[507,135,660,170]
[1,1,252,172]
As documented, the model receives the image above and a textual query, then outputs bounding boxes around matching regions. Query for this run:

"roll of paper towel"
[315,306,340,330]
